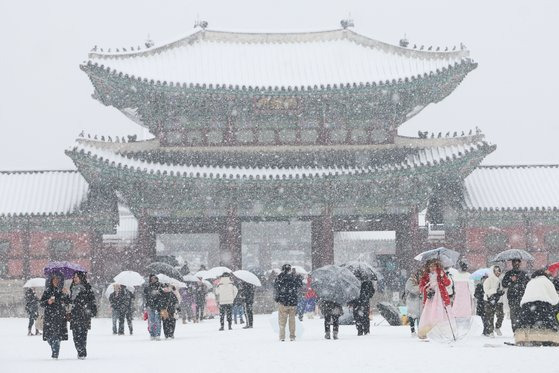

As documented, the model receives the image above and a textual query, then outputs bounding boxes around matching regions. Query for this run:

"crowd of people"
[23,257,559,360]
[404,258,559,346]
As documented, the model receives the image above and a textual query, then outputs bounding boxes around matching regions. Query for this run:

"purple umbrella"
[44,261,87,279]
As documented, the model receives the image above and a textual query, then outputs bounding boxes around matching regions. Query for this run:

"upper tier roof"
[463,165,559,212]
[86,29,472,89]
[0,170,89,217]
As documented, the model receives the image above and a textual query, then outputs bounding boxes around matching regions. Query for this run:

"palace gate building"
[2,24,558,282]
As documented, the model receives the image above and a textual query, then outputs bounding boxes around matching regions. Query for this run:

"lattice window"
[49,239,73,260]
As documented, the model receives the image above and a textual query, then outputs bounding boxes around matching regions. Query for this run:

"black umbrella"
[376,302,401,326]
[310,265,361,305]
[145,262,183,281]
[341,261,381,281]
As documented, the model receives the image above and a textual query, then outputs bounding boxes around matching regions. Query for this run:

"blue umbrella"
[470,268,491,281]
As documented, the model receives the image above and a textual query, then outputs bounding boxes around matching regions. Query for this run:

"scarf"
[71,283,86,301]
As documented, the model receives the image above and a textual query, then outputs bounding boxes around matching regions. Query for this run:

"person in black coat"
[502,259,530,331]
[160,285,179,339]
[195,282,207,322]
[350,272,375,336]
[474,275,488,335]
[109,284,133,335]
[25,288,40,336]
[40,272,69,359]
[143,274,165,339]
[319,300,343,340]
[69,271,97,359]
[241,283,255,329]
[273,264,303,341]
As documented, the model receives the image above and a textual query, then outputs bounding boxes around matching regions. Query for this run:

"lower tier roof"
[463,165,559,212]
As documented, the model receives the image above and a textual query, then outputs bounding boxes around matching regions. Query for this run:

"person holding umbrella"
[24,287,40,336]
[502,259,530,332]
[349,270,375,336]
[143,274,164,340]
[69,271,97,359]
[483,265,505,337]
[404,270,423,337]
[214,272,238,331]
[319,299,343,340]
[40,272,69,359]
[241,282,255,329]
[417,259,453,340]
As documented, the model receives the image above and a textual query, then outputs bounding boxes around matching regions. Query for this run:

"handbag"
[160,309,170,320]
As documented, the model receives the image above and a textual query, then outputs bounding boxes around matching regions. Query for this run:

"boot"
[228,323,232,330]
[495,328,502,336]
[219,326,224,331]
[35,329,41,336]
[333,331,338,340]
[27,330,33,336]
[325,331,331,340]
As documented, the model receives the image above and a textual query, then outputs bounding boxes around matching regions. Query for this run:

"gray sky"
[0,0,557,170]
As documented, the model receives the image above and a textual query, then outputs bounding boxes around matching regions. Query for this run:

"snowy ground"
[1,314,557,373]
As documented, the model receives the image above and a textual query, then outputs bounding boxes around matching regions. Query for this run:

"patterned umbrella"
[44,261,86,279]
[414,247,461,268]
[145,262,183,281]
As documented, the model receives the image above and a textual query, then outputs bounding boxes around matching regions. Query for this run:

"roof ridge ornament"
[340,18,354,29]
[194,19,209,30]
[145,34,154,49]
[399,34,409,48]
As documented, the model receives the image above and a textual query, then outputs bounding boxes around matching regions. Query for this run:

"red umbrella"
[548,262,559,277]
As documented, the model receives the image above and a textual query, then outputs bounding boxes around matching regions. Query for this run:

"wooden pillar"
[136,215,156,271]
[89,230,103,283]
[219,208,242,269]
[22,218,31,279]
[311,208,334,269]
[395,211,419,275]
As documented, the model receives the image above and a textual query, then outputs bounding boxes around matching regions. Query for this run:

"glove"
[427,289,435,299]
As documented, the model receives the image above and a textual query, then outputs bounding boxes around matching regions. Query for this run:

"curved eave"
[81,56,477,94]
[65,141,494,183]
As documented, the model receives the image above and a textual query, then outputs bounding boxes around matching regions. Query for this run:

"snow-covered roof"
[463,165,559,211]
[86,29,472,88]
[0,171,89,217]
[68,138,491,180]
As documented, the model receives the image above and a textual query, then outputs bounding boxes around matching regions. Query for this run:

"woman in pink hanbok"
[417,259,454,340]
[451,262,474,319]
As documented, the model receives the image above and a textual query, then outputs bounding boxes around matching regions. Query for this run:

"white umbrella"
[105,283,135,299]
[233,270,262,286]
[183,274,199,282]
[157,273,187,288]
[292,265,308,275]
[205,266,232,279]
[113,271,145,287]
[414,247,461,268]
[195,270,209,278]
[23,278,46,288]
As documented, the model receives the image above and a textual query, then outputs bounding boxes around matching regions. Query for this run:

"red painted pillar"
[219,207,242,270]
[311,208,334,269]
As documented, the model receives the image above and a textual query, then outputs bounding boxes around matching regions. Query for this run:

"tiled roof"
[85,29,472,89]
[463,165,559,211]
[0,170,89,217]
[67,138,492,180]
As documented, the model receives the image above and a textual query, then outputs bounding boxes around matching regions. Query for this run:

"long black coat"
[274,272,302,306]
[69,283,97,330]
[160,290,179,315]
[144,282,165,311]
[25,289,39,317]
[110,288,133,313]
[502,270,529,303]
[240,283,255,305]
[353,280,375,307]
[40,287,69,341]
